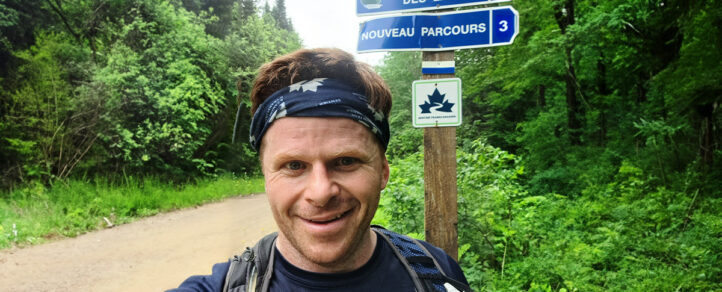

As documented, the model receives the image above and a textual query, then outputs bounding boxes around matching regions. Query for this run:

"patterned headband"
[249,78,390,152]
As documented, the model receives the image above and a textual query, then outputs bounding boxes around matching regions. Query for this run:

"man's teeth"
[310,213,344,223]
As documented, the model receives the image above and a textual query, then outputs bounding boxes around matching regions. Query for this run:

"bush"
[375,140,721,291]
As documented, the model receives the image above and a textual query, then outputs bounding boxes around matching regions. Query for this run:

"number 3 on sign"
[499,20,508,32]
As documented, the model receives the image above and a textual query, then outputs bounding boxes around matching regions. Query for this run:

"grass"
[0,175,265,249]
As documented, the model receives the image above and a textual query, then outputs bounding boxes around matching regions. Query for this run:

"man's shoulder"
[372,226,469,287]
[170,229,470,292]
[372,226,452,263]
[167,261,230,292]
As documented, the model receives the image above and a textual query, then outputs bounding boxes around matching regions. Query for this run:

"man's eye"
[286,161,304,170]
[338,157,358,167]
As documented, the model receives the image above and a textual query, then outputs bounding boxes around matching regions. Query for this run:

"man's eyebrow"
[269,150,306,163]
[270,148,372,162]
[328,148,372,159]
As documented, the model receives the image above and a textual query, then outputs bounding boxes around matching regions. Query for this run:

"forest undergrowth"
[374,139,720,291]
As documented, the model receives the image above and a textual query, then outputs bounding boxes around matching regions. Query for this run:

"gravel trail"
[0,194,276,292]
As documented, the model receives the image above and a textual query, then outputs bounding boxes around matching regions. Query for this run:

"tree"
[1,31,97,184]
[652,1,721,167]
[218,6,301,173]
[238,0,257,20]
[271,0,292,31]
[0,0,53,86]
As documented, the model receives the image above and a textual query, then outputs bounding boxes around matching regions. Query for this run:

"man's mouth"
[304,210,351,224]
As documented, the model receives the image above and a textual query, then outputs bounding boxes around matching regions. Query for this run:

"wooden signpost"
[422,50,459,259]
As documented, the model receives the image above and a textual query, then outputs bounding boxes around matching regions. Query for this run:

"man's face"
[260,117,389,272]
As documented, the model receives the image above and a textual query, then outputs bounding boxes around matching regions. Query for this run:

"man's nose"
[305,163,340,207]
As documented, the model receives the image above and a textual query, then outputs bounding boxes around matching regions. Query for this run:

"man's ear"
[380,155,390,190]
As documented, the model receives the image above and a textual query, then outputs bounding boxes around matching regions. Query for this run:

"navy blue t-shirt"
[170,232,468,291]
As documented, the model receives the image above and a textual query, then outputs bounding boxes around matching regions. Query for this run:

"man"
[171,48,471,292]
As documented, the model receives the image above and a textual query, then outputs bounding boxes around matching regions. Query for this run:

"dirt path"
[0,194,276,292]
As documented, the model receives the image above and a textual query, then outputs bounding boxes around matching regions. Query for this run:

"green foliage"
[0,175,264,249]
[270,0,293,31]
[0,2,19,52]
[92,1,227,176]
[376,140,521,288]
[0,0,298,251]
[374,151,425,235]
[376,51,423,160]
[1,31,93,184]
[217,3,301,175]
[375,3,720,289]
[0,0,52,67]
[0,0,301,187]
[376,142,721,291]
[482,163,721,291]
[2,0,720,289]
[457,0,721,197]
[224,6,301,78]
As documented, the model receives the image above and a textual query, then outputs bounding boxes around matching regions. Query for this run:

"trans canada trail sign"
[357,0,511,16]
[357,6,518,52]
[413,78,462,128]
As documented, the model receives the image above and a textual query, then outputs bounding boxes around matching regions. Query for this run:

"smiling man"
[170,48,471,292]
[262,116,387,274]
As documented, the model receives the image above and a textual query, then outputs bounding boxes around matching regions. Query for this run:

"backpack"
[222,226,472,292]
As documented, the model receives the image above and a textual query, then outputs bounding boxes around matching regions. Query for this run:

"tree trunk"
[597,53,609,145]
[555,0,582,145]
[596,53,609,95]
[699,102,716,166]
[636,73,648,104]
[565,47,582,145]
[538,85,546,108]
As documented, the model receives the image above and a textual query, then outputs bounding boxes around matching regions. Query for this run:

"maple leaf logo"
[419,88,454,114]
[289,78,327,92]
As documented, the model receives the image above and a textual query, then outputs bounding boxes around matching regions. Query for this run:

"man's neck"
[275,228,377,273]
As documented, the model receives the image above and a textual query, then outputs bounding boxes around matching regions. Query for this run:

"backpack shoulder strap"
[372,226,472,292]
[223,232,278,292]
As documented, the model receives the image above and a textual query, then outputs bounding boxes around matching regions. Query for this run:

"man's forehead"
[260,117,379,156]
[268,117,369,136]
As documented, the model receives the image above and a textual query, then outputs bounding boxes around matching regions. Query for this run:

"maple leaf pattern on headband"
[289,78,327,92]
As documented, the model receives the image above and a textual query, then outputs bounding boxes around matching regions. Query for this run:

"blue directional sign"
[357,0,511,16]
[358,6,518,53]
